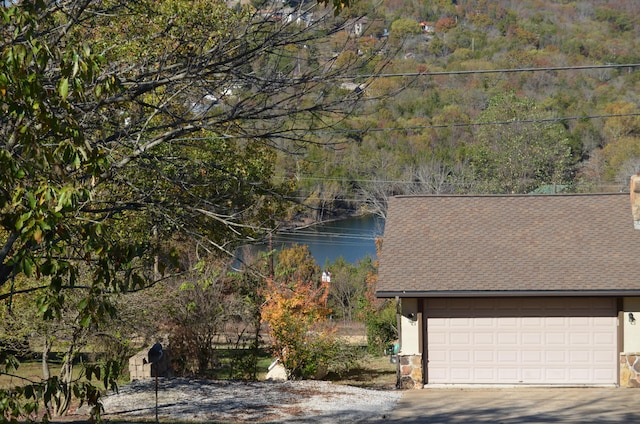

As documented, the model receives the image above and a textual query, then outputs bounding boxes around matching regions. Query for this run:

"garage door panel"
[497,332,518,345]
[429,334,447,346]
[593,316,615,326]
[594,368,615,379]
[569,350,590,362]
[569,316,590,325]
[521,317,543,327]
[522,368,543,381]
[426,297,617,385]
[474,332,495,344]
[451,368,470,380]
[499,317,518,326]
[429,349,447,363]
[546,317,566,327]
[497,351,518,362]
[570,368,590,379]
[474,368,497,381]
[594,331,615,343]
[451,350,470,361]
[545,351,567,363]
[521,351,542,362]
[521,333,542,345]
[545,332,567,345]
[544,368,567,382]
[474,317,495,327]
[569,332,591,344]
[451,318,472,327]
[594,351,614,362]
[474,350,496,362]
[498,368,519,380]
[450,333,470,344]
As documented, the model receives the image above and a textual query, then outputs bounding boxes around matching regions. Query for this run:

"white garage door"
[425,297,618,385]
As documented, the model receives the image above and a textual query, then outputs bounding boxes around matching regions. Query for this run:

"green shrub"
[360,299,397,355]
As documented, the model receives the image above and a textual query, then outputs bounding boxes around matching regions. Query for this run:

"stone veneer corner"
[620,353,640,387]
[398,354,423,389]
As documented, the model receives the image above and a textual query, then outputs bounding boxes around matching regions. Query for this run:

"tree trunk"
[56,327,84,417]
[42,336,51,380]
[42,336,52,415]
[56,349,74,416]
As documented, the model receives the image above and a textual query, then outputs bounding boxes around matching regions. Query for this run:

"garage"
[425,297,618,385]
[376,192,640,388]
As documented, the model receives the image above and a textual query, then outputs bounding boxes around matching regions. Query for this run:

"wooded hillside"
[289,0,640,220]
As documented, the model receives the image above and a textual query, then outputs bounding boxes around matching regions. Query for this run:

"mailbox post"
[147,343,163,423]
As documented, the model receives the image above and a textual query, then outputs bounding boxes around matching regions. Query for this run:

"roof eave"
[375,290,640,298]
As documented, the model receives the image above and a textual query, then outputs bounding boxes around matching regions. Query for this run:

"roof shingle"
[376,193,640,297]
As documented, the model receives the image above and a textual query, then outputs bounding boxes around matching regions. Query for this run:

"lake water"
[236,214,385,266]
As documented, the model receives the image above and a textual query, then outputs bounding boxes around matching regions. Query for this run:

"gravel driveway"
[72,378,401,423]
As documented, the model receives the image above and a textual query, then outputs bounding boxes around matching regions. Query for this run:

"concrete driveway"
[381,387,640,423]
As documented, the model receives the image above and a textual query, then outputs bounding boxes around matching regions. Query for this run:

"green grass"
[0,360,53,389]
[0,354,128,391]
[3,347,397,389]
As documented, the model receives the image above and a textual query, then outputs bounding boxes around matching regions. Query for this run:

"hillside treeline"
[284,0,640,220]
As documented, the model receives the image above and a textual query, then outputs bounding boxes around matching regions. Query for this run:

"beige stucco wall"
[399,298,421,355]
[623,298,640,352]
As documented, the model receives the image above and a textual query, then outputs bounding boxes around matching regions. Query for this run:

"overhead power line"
[341,63,640,80]
[162,63,640,142]
[311,112,640,136]
[173,111,640,143]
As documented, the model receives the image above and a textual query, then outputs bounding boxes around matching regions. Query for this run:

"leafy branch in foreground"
[1,0,380,420]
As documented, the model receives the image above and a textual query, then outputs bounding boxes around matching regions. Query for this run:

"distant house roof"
[376,193,640,298]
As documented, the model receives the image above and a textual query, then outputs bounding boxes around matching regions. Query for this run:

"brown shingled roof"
[376,193,640,298]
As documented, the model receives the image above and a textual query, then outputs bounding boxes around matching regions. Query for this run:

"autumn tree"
[261,277,334,379]
[261,246,335,379]
[274,244,320,283]
[0,0,377,419]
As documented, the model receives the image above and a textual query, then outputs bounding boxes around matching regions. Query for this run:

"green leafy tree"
[390,18,422,38]
[358,240,396,354]
[0,0,374,420]
[468,92,575,193]
[274,244,320,284]
[326,256,375,321]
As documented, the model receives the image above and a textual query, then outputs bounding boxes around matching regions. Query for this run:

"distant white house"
[344,17,368,36]
[339,82,365,92]
[420,21,435,33]
[282,6,314,27]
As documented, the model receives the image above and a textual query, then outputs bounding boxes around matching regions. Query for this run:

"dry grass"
[326,354,398,389]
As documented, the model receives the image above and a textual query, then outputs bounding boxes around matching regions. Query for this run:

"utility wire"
[337,63,640,80]
[171,112,640,142]
[277,230,378,240]
[313,113,640,135]
[163,63,640,141]
[142,63,640,145]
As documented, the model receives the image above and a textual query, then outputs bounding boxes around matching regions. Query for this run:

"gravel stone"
[91,378,401,423]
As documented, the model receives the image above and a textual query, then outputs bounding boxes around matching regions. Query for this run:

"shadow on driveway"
[380,387,640,423]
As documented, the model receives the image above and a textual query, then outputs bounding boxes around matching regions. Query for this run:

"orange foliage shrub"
[435,17,456,33]
[260,277,336,379]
